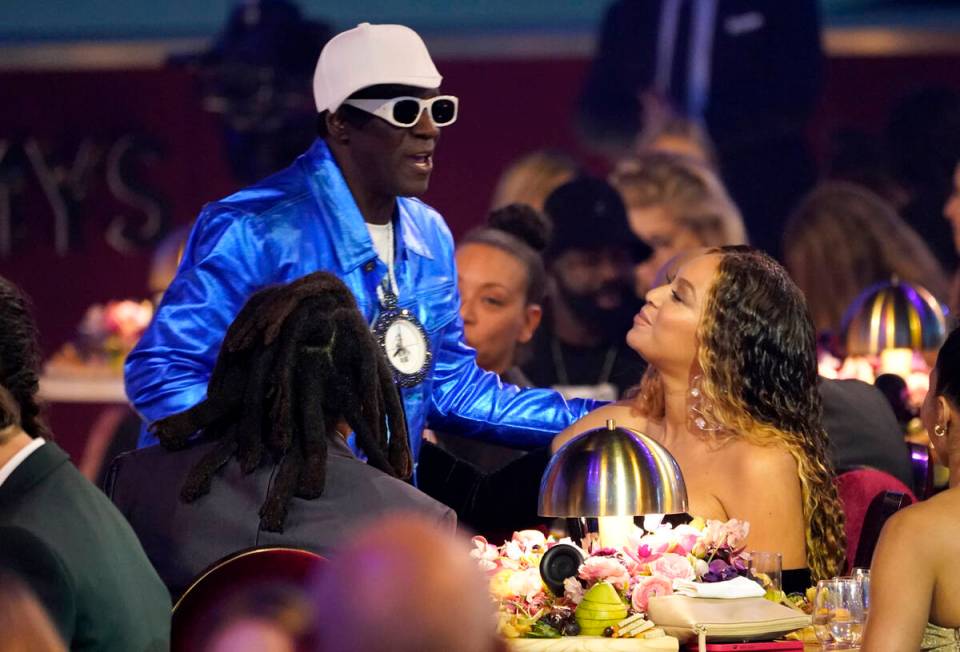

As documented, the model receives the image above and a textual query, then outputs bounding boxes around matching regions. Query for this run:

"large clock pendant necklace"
[370,226,431,387]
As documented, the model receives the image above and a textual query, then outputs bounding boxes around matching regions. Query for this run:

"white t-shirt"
[366,221,394,266]
[0,437,45,488]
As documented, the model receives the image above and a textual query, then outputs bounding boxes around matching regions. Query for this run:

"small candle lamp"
[842,277,947,370]
[538,419,688,550]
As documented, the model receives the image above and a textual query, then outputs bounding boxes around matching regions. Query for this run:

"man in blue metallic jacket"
[125,22,598,467]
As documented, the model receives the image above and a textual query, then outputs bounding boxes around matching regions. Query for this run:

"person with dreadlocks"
[108,271,454,599]
[125,22,598,472]
[553,246,847,590]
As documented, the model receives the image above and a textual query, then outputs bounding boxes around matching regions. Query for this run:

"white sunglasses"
[340,95,459,128]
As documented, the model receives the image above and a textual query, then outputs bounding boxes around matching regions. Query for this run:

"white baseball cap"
[313,22,442,114]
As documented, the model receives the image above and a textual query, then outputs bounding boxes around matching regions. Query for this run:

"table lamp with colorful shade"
[538,419,688,550]
[842,278,948,377]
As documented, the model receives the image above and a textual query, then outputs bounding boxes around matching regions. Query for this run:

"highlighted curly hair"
[634,246,846,580]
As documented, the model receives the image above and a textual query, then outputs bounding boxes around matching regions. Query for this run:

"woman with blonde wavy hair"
[610,153,747,297]
[553,246,846,588]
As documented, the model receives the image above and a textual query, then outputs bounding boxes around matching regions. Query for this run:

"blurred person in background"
[0,276,170,651]
[634,93,719,168]
[488,149,580,212]
[783,181,949,342]
[886,87,960,271]
[943,161,960,313]
[522,177,648,401]
[202,585,314,652]
[312,514,506,652]
[178,0,333,184]
[0,572,66,652]
[577,0,822,258]
[110,272,453,599]
[428,203,550,472]
[861,325,960,651]
[609,152,745,297]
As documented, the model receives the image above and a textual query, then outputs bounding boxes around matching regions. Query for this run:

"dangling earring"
[934,423,947,438]
[688,374,722,432]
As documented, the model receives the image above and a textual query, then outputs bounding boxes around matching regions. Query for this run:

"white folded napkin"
[672,575,766,599]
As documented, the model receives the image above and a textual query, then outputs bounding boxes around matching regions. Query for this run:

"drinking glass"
[749,551,783,601]
[813,579,837,650]
[826,578,866,649]
[853,567,871,614]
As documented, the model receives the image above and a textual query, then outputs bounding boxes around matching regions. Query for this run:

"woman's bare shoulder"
[888,489,960,541]
[551,402,648,452]
[581,402,647,431]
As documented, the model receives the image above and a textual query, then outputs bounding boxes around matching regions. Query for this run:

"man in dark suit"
[0,277,170,651]
[107,272,454,599]
[820,377,914,488]
[578,0,823,258]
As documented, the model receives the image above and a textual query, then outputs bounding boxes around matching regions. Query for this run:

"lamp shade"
[538,419,687,517]
[842,278,948,356]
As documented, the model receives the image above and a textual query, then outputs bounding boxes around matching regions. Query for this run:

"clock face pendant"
[373,307,431,387]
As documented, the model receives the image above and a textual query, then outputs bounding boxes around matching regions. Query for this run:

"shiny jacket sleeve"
[124,207,271,428]
[427,311,601,449]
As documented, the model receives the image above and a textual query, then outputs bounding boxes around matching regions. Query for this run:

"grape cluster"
[540,612,581,636]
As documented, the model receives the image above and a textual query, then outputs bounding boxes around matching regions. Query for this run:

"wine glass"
[853,567,871,614]
[829,578,866,648]
[812,579,837,650]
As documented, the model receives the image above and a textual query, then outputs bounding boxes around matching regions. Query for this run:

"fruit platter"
[472,519,760,651]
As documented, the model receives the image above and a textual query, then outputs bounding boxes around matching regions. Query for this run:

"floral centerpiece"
[473,518,753,640]
[45,300,154,377]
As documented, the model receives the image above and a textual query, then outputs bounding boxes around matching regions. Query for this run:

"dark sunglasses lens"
[430,99,456,125]
[392,99,423,125]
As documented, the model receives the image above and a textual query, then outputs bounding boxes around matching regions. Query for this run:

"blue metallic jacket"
[125,139,598,465]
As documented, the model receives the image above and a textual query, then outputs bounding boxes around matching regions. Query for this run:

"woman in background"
[610,153,746,297]
[862,325,960,651]
[427,203,550,474]
[456,204,549,387]
[553,247,846,589]
[784,181,948,340]
[489,150,579,212]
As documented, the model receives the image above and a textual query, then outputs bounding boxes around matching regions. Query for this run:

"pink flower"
[701,519,750,550]
[507,567,545,603]
[672,525,702,556]
[470,536,499,572]
[579,556,630,589]
[631,576,673,613]
[722,519,750,550]
[564,576,584,604]
[513,530,547,551]
[649,553,696,582]
[503,540,524,561]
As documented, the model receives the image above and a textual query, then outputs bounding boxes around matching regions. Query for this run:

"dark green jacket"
[0,441,170,651]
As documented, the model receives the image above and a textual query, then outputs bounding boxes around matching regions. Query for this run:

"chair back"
[171,546,325,651]
[906,441,933,499]
[853,490,911,568]
[836,468,915,572]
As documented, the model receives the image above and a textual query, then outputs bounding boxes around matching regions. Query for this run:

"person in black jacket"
[108,271,454,599]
